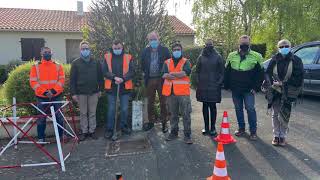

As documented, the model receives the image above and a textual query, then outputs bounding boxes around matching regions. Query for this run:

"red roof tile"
[0,8,195,35]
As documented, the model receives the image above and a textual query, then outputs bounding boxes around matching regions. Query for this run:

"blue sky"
[0,0,194,27]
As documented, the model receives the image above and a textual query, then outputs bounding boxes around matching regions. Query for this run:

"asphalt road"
[0,90,319,180]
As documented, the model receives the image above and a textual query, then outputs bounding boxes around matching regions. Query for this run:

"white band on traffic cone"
[221,128,229,134]
[213,167,228,176]
[222,117,228,123]
[216,151,225,161]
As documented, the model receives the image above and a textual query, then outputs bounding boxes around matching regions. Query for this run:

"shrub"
[251,43,267,58]
[0,60,24,84]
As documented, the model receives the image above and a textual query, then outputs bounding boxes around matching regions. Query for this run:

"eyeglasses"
[81,48,90,50]
[279,45,290,49]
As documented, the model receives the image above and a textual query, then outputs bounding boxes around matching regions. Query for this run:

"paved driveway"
[1,90,319,180]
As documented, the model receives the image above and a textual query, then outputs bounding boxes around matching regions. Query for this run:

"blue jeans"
[106,93,130,132]
[37,96,64,140]
[232,91,257,134]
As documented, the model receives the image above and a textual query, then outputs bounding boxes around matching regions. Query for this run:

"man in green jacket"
[70,41,104,141]
[224,35,264,140]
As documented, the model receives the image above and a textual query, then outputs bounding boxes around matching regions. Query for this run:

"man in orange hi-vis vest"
[102,40,134,139]
[29,47,65,142]
[162,42,193,144]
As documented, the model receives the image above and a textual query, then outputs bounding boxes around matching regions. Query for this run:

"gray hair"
[147,31,159,40]
[277,39,291,47]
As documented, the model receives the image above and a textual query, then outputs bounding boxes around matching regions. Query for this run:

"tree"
[193,0,320,58]
[88,0,174,60]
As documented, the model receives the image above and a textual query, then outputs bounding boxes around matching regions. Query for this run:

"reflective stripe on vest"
[34,63,61,85]
[104,53,133,90]
[162,58,190,96]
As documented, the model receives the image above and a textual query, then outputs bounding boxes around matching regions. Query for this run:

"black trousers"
[202,102,217,131]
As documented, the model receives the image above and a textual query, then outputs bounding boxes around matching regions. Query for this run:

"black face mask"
[43,53,52,61]
[203,45,214,56]
[239,44,250,52]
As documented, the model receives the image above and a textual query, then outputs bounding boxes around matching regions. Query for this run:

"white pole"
[50,106,66,172]
[21,162,58,167]
[12,97,17,149]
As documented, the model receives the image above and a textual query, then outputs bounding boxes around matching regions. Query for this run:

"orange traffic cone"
[207,142,231,180]
[214,111,236,144]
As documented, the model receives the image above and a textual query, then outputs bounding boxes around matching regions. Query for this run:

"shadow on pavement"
[249,137,308,180]
[209,138,265,180]
[285,144,320,175]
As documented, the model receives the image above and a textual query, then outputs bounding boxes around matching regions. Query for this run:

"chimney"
[77,1,84,16]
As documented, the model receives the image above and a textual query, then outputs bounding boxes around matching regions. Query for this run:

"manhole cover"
[106,137,152,157]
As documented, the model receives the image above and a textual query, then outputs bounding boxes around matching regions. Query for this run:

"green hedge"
[251,43,267,58]
[0,60,24,84]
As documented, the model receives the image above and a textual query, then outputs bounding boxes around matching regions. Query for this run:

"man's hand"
[170,71,186,78]
[98,92,102,98]
[163,73,175,80]
[72,95,79,102]
[250,89,256,95]
[45,90,54,99]
[273,80,283,86]
[114,77,124,84]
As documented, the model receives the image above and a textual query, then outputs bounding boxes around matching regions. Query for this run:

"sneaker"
[202,129,210,136]
[279,138,286,146]
[249,133,258,141]
[209,129,218,137]
[121,128,132,135]
[78,133,87,141]
[104,131,113,139]
[162,123,168,133]
[272,137,279,146]
[235,129,246,136]
[165,133,178,141]
[184,136,193,144]
[143,123,154,131]
[89,132,98,140]
[37,139,45,147]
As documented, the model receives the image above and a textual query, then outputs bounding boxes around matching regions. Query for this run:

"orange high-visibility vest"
[29,60,65,98]
[162,57,190,96]
[104,53,133,90]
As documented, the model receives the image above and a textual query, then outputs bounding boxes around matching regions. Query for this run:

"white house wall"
[0,31,82,64]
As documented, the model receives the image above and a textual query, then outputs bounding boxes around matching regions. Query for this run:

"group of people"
[29,32,304,147]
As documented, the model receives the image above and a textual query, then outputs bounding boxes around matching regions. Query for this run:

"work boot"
[249,133,258,141]
[184,136,193,144]
[209,129,218,137]
[272,137,279,146]
[104,131,113,139]
[202,129,210,136]
[166,133,178,141]
[162,123,168,133]
[78,133,88,141]
[235,128,246,137]
[279,138,286,146]
[143,122,154,131]
[121,128,132,135]
[89,132,98,140]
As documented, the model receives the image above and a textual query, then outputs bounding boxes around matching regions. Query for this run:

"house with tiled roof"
[0,5,195,64]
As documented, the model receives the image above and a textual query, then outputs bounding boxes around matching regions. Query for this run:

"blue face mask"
[113,49,122,55]
[80,49,91,58]
[172,51,182,59]
[279,47,291,56]
[150,40,159,49]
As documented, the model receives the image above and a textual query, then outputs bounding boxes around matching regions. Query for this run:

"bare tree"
[88,0,174,60]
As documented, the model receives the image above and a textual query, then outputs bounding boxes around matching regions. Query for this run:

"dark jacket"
[266,52,304,88]
[102,52,134,95]
[196,49,224,103]
[141,44,170,85]
[70,57,104,95]
[224,63,264,93]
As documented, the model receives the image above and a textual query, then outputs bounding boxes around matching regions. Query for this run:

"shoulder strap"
[104,53,113,72]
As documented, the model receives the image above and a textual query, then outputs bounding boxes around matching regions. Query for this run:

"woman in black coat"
[195,39,224,136]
